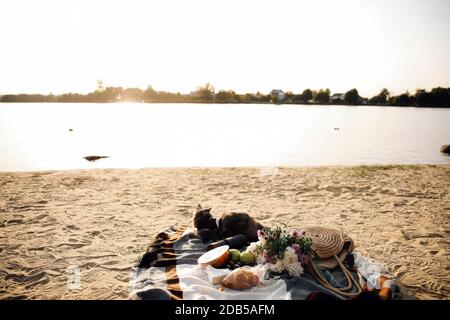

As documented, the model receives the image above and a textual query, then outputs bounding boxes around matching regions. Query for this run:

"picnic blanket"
[129,226,404,300]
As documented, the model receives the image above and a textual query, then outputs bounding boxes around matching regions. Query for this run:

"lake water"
[0,103,449,172]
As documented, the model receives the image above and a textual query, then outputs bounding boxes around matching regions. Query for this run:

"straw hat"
[304,227,362,298]
[305,226,352,259]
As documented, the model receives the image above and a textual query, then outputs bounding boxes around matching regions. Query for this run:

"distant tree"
[430,87,450,106]
[414,87,450,107]
[216,90,239,103]
[256,91,271,102]
[300,89,313,103]
[285,91,295,103]
[215,90,227,102]
[233,91,244,102]
[294,89,313,103]
[414,89,433,107]
[1,95,17,102]
[242,93,257,103]
[143,85,156,102]
[1,94,52,102]
[122,87,143,102]
[194,83,215,102]
[86,86,123,102]
[57,92,87,102]
[47,93,56,102]
[369,88,389,105]
[108,87,123,102]
[313,88,330,104]
[390,92,414,106]
[2,85,448,107]
[344,88,360,105]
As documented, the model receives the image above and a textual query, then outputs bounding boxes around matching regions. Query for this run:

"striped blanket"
[129,226,404,300]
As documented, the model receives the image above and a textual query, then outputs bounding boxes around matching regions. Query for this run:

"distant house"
[330,93,345,103]
[270,89,286,103]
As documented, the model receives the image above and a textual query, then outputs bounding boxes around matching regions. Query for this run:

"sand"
[0,165,449,300]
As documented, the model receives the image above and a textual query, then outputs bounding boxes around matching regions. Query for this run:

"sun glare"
[0,0,448,96]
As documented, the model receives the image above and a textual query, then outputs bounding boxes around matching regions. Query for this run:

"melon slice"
[198,245,230,268]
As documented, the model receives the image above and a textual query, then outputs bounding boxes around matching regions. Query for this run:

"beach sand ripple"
[0,165,449,299]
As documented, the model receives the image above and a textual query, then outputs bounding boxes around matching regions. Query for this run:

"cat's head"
[192,204,218,232]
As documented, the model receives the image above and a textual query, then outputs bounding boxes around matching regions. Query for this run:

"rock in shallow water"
[440,145,450,154]
[83,155,109,162]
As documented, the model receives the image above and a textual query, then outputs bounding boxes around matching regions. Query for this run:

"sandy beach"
[0,165,449,300]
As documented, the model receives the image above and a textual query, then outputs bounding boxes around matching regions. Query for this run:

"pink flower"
[291,244,310,266]
[289,229,306,238]
[298,253,310,266]
[257,229,266,241]
[292,243,301,254]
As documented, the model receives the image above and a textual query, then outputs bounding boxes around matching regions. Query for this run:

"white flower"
[269,260,285,273]
[284,246,297,257]
[285,261,304,277]
[279,246,304,277]
[256,255,267,265]
[246,241,262,255]
[283,246,299,265]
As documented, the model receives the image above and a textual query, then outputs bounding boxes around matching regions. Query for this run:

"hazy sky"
[1,0,449,96]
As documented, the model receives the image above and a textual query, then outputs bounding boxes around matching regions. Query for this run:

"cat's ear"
[196,204,202,211]
[205,207,212,213]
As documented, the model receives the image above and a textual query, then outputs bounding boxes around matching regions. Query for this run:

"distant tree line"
[1,84,449,107]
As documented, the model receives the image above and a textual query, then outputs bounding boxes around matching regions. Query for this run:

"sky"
[0,0,449,97]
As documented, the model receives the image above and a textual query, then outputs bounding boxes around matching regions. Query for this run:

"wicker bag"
[305,226,362,298]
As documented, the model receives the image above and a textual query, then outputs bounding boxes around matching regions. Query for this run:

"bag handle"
[309,254,362,298]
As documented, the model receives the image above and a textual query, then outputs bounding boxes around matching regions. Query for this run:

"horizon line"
[2,84,450,97]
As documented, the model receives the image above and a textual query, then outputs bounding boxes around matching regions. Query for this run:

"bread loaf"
[222,268,260,290]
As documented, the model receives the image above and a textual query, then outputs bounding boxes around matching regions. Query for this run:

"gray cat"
[192,204,264,242]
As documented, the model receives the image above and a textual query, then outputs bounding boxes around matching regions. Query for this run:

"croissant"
[222,268,260,290]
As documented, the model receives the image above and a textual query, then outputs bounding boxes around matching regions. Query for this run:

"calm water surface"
[0,103,449,172]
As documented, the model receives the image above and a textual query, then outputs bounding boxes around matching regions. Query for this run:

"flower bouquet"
[245,226,312,278]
